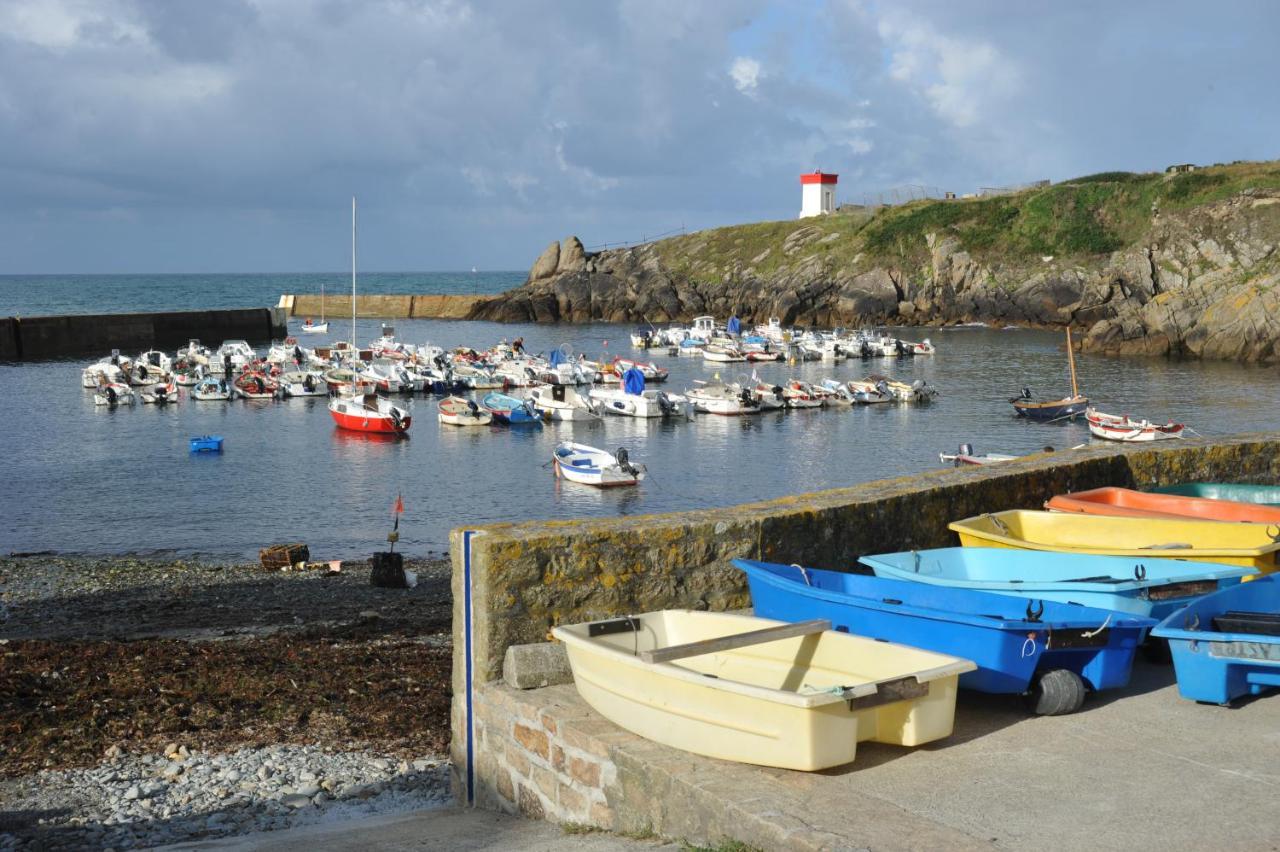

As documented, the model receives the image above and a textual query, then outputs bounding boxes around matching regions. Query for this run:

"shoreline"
[0,555,455,849]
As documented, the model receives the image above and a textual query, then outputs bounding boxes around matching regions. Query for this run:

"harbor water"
[3,279,1279,559]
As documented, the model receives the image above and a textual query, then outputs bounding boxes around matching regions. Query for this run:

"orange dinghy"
[1045,487,1280,524]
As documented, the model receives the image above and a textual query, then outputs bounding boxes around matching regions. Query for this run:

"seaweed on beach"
[0,635,452,778]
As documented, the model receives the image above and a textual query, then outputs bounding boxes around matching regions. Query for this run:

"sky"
[1,0,1277,274]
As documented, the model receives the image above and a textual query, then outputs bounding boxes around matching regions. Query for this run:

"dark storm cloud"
[0,0,1277,272]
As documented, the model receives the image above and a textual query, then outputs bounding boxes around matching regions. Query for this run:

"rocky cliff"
[470,163,1280,363]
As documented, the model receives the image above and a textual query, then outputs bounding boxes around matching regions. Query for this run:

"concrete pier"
[1,307,287,361]
[279,293,497,320]
[450,435,1280,849]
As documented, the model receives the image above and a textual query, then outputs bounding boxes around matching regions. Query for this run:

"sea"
[2,272,1279,560]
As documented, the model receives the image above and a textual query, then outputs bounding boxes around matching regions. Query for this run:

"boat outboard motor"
[254,376,266,393]
[293,345,304,364]
[860,341,872,358]
[614,447,638,477]
[467,399,479,415]
[303,374,315,391]
[657,391,673,415]
[155,385,168,403]
[105,385,118,405]
[552,384,566,402]
[1021,387,1033,400]
[895,339,908,356]
[959,443,974,457]
[138,364,149,380]
[876,379,890,397]
[739,388,753,405]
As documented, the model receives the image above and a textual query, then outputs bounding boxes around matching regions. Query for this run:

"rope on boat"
[1081,612,1113,639]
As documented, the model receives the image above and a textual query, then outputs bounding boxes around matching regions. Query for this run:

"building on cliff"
[799,170,837,218]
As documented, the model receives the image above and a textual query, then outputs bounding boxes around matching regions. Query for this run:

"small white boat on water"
[190,377,232,401]
[139,381,178,405]
[552,442,645,486]
[611,357,669,383]
[233,372,279,400]
[279,371,327,397]
[214,340,257,374]
[939,443,1019,466]
[588,387,689,418]
[553,610,972,770]
[702,344,746,363]
[685,381,762,415]
[1086,407,1185,442]
[93,382,135,406]
[527,384,602,421]
[438,396,493,426]
[82,358,127,388]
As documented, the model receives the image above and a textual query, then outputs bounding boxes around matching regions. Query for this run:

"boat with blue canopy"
[859,547,1249,619]
[734,558,1155,714]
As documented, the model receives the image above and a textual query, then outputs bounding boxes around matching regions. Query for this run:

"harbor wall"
[450,434,1280,823]
[284,293,497,320]
[3,308,286,361]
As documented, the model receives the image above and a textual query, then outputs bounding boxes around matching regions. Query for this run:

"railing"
[585,224,687,251]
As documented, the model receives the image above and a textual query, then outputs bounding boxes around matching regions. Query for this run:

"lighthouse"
[799,170,837,218]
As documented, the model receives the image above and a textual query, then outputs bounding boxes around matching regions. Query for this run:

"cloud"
[1,0,1279,272]
[730,56,762,96]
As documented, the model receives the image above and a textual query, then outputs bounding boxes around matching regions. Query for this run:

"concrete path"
[164,807,679,851]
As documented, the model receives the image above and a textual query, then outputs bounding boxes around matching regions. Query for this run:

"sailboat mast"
[351,196,357,348]
[1066,325,1080,398]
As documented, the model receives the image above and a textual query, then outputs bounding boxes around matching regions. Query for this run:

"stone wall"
[450,434,1280,814]
[6,308,285,361]
[286,293,497,320]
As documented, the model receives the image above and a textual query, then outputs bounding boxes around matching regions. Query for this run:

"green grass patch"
[681,840,763,852]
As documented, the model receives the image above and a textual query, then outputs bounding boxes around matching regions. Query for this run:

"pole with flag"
[389,492,404,553]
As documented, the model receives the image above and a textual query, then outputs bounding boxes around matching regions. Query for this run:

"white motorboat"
[612,357,669,383]
[867,375,937,402]
[747,381,786,410]
[779,380,825,409]
[527,384,602,421]
[139,381,179,404]
[685,381,762,415]
[438,396,493,426]
[128,350,172,385]
[177,339,212,364]
[93,382,135,406]
[817,379,856,405]
[82,357,127,388]
[588,386,689,418]
[702,344,746,363]
[279,371,327,397]
[552,442,645,487]
[173,361,206,386]
[939,443,1019,466]
[358,363,406,394]
[190,376,232,401]
[847,379,894,404]
[214,340,257,374]
[688,316,717,342]
[452,363,505,390]
[493,360,541,388]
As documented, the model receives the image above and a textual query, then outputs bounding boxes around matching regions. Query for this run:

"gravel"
[0,745,451,850]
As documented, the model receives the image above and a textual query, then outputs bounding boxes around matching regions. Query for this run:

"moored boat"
[860,547,1249,619]
[526,384,602,421]
[588,386,688,418]
[1045,487,1280,523]
[1152,576,1280,705]
[139,381,179,405]
[93,382,135,406]
[438,396,493,427]
[552,442,645,486]
[1086,407,1184,442]
[1149,483,1280,505]
[685,381,762,415]
[939,443,1019,466]
[190,377,232,401]
[735,559,1151,715]
[1010,327,1087,421]
[480,391,542,425]
[949,510,1280,574]
[233,372,279,400]
[279,371,327,397]
[553,609,973,768]
[328,390,411,434]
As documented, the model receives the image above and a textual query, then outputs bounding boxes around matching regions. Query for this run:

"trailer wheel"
[1025,669,1086,716]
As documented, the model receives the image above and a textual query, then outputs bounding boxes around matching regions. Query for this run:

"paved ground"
[163,807,679,851]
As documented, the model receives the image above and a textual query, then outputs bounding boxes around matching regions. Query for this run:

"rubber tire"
[1025,669,1087,716]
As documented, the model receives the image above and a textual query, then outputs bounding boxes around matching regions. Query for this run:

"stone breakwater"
[0,745,450,850]
[470,191,1280,364]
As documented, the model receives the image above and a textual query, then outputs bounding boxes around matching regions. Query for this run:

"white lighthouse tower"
[799,170,838,218]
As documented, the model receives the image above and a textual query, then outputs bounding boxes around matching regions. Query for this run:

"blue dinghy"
[734,559,1156,714]
[189,435,224,453]
[1152,576,1280,705]
[480,391,542,426]
[860,548,1248,620]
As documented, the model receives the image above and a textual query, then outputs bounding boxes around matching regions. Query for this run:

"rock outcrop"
[473,188,1280,364]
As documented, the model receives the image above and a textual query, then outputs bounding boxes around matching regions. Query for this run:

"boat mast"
[351,196,357,348]
[1066,325,1080,398]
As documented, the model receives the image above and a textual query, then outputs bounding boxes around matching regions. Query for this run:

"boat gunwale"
[734,559,1149,633]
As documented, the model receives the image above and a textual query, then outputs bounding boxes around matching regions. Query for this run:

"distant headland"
[469,160,1280,364]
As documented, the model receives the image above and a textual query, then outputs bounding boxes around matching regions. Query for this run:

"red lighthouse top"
[800,171,838,185]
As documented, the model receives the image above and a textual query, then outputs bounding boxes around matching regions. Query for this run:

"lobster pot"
[260,543,309,570]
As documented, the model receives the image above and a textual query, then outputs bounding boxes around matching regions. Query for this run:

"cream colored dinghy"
[553,610,974,771]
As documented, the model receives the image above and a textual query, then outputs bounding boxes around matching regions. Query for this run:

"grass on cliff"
[646,160,1280,283]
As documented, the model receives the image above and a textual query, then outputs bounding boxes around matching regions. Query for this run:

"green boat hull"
[1149,482,1280,506]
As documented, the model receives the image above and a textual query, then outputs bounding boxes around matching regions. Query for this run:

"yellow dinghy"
[552,610,974,771]
[950,510,1280,574]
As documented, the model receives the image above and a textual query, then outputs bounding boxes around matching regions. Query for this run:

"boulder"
[557,236,586,273]
[528,241,560,281]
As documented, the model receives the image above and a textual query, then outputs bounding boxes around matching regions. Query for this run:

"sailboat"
[330,197,411,435]
[1010,326,1088,421]
[301,279,329,334]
